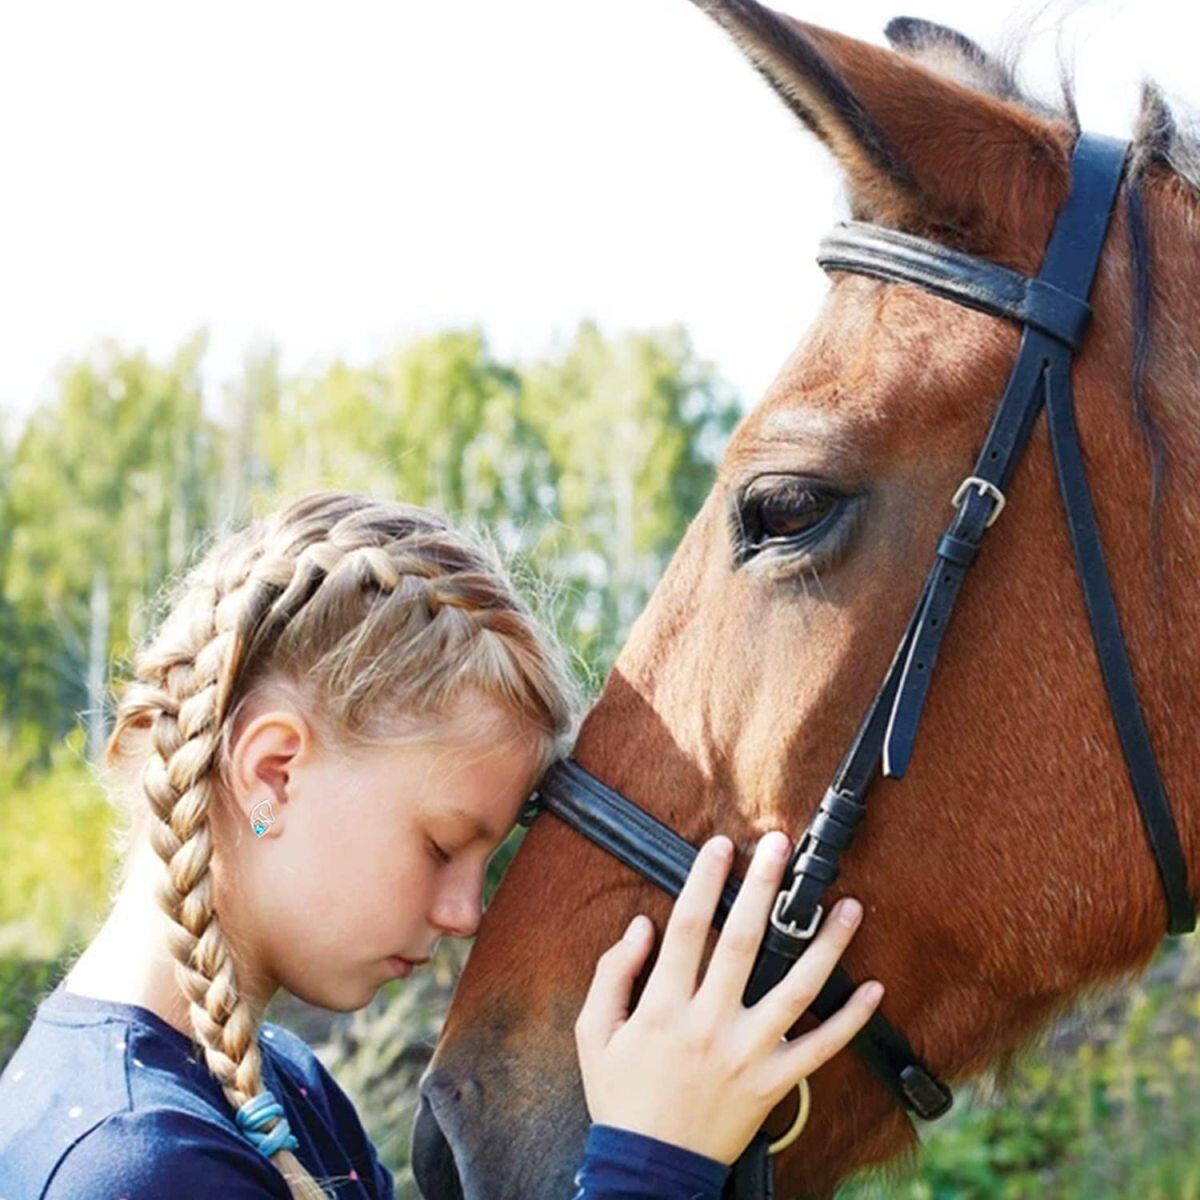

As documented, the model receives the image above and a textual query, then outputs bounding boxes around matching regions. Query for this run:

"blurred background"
[3,1,1200,1196]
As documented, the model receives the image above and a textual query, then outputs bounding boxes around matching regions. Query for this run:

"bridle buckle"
[951,475,1006,527]
[770,890,823,941]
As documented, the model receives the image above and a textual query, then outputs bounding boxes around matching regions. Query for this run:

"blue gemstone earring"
[250,799,277,838]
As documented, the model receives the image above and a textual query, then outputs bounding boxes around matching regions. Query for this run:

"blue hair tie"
[236,1089,300,1159]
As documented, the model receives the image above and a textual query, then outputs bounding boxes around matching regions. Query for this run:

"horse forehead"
[731,278,1014,460]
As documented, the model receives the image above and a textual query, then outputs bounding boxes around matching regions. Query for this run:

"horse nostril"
[422,1065,482,1107]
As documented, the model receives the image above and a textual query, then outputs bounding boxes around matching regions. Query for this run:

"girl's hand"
[574,830,882,1166]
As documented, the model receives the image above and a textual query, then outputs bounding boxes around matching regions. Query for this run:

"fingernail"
[836,898,862,927]
[624,915,646,942]
[710,836,733,860]
[761,831,790,861]
[864,981,884,1004]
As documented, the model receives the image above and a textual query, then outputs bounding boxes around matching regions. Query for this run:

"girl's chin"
[280,972,379,1014]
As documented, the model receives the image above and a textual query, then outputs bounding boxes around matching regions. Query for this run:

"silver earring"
[250,799,277,838]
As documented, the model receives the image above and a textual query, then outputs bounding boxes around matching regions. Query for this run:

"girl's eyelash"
[428,838,451,864]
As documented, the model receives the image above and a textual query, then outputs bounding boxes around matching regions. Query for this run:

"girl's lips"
[387,954,430,977]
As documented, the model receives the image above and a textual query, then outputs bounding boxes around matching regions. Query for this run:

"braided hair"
[101,490,576,1198]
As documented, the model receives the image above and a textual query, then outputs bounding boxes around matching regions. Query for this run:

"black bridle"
[518,131,1195,1199]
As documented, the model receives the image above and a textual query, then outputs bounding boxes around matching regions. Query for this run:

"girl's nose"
[434,889,484,939]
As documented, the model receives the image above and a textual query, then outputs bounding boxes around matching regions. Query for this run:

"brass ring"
[767,1077,811,1154]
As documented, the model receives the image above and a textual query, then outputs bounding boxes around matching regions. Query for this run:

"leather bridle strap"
[521,759,946,1109]
[816,221,1094,349]
[1042,359,1195,933]
[771,131,1194,950]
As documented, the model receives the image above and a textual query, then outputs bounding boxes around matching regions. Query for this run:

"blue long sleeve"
[571,1122,730,1199]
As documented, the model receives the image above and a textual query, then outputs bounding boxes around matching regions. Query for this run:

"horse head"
[412,5,1200,1197]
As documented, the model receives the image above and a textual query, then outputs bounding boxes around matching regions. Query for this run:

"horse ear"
[883,17,1020,105]
[688,0,1071,249]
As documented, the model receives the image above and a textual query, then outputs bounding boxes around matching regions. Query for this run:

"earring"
[250,799,277,838]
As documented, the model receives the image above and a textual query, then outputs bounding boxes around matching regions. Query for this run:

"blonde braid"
[131,523,347,1195]
[103,491,576,1199]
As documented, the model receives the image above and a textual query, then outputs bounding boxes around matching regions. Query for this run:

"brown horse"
[412,4,1200,1197]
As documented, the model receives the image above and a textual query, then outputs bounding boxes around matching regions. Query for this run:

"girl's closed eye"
[428,838,452,864]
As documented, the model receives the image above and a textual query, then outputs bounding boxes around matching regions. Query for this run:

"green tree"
[4,332,220,759]
[521,319,740,676]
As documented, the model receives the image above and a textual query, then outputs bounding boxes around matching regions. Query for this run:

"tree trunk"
[86,562,109,762]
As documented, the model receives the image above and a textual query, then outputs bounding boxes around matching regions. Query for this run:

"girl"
[0,490,881,1199]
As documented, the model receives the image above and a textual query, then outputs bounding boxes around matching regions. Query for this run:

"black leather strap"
[818,221,1093,348]
[724,1132,773,1200]
[881,334,1053,779]
[773,133,1126,931]
[880,132,1131,777]
[526,759,713,900]
[524,759,951,1119]
[744,925,951,1118]
[1043,360,1195,934]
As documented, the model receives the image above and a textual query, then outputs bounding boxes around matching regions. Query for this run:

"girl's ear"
[687,1,1073,255]
[229,710,308,833]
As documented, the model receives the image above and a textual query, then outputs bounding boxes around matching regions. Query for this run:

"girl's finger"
[763,979,884,1097]
[574,914,656,1049]
[749,896,865,1045]
[636,836,734,1012]
[694,831,792,1013]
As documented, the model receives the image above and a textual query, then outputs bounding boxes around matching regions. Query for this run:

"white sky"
[1,0,1197,429]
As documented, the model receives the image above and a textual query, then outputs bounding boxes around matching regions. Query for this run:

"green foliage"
[521,320,739,675]
[0,728,113,960]
[839,940,1200,1198]
[0,956,69,1070]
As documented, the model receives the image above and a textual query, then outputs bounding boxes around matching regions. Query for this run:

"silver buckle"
[951,475,1006,527]
[770,890,823,941]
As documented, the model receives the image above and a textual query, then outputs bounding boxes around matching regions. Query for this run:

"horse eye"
[738,476,841,546]
[757,485,835,538]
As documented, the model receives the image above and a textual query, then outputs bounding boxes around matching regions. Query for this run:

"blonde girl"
[0,490,879,1199]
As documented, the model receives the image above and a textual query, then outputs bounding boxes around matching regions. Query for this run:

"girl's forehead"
[391,733,543,818]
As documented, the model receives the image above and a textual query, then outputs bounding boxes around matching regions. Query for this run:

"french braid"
[103,491,576,1198]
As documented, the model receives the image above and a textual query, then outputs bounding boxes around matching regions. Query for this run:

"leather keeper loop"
[809,810,856,851]
[796,850,839,886]
[936,532,978,567]
[820,788,867,827]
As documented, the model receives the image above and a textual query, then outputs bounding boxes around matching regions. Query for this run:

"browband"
[817,221,1093,348]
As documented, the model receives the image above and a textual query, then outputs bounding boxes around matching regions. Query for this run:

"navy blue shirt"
[571,1124,730,1199]
[0,981,729,1200]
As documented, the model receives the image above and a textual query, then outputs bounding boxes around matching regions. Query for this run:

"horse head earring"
[250,799,277,838]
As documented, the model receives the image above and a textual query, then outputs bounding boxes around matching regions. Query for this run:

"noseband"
[518,131,1195,1199]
